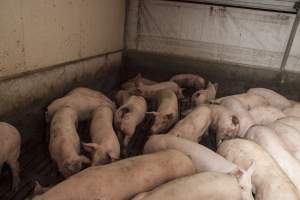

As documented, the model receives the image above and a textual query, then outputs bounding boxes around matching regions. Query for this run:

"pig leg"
[7,159,20,191]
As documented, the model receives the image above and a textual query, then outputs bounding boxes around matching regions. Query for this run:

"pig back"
[33,150,195,200]
[218,139,299,200]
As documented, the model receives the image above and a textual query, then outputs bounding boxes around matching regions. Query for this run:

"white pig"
[245,125,300,194]
[132,171,255,200]
[49,106,90,178]
[121,73,157,90]
[136,81,184,99]
[145,134,242,174]
[249,106,286,125]
[284,103,300,118]
[191,82,218,106]
[147,89,179,134]
[167,105,212,142]
[217,97,255,139]
[248,88,291,109]
[114,96,147,150]
[0,122,21,191]
[32,150,195,200]
[218,139,299,200]
[170,74,205,90]
[269,121,300,161]
[82,106,120,166]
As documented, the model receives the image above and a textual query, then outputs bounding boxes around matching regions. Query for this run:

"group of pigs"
[1,73,300,200]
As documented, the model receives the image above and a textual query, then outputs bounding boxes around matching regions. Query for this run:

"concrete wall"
[0,0,125,143]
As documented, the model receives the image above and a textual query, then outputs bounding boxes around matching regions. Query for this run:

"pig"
[245,125,300,194]
[115,90,131,106]
[46,88,115,122]
[209,104,240,144]
[114,96,147,150]
[249,106,286,125]
[0,122,21,191]
[217,97,255,139]
[144,134,242,174]
[218,139,299,200]
[214,93,269,110]
[49,106,90,178]
[132,171,255,200]
[82,106,120,166]
[32,150,195,200]
[147,89,179,135]
[277,116,300,133]
[191,82,218,106]
[269,121,300,161]
[136,81,184,99]
[248,88,291,110]
[167,105,212,142]
[170,74,205,90]
[121,73,157,90]
[284,103,300,117]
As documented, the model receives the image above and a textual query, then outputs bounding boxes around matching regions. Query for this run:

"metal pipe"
[280,2,300,83]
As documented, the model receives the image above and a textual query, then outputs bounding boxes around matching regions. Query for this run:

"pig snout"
[216,115,240,145]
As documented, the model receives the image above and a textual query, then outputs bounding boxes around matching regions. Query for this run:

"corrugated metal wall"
[126,0,300,72]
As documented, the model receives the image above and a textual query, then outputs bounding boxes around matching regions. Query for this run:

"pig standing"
[170,74,205,90]
[217,97,255,139]
[136,81,184,99]
[32,150,195,200]
[132,171,255,200]
[46,88,115,122]
[214,93,269,110]
[269,121,300,161]
[148,89,179,134]
[114,96,147,150]
[0,122,21,191]
[167,106,212,142]
[121,74,157,90]
[218,139,299,200]
[83,106,120,166]
[248,88,291,109]
[145,134,243,174]
[209,105,240,144]
[191,82,218,106]
[245,125,300,194]
[284,104,300,117]
[249,106,286,125]
[49,106,90,178]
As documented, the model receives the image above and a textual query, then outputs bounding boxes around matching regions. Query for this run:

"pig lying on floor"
[32,150,195,200]
[83,105,120,166]
[132,171,254,200]
[49,106,90,178]
[0,122,21,191]
[218,139,299,200]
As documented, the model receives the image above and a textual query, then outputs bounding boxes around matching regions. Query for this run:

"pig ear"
[164,113,174,120]
[79,155,91,164]
[82,142,99,152]
[232,115,239,126]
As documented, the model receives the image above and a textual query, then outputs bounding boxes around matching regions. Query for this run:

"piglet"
[83,105,120,166]
[114,96,147,151]
[49,107,90,178]
[0,122,21,191]
[32,150,195,200]
[218,139,299,200]
[136,81,183,99]
[147,89,179,134]
[132,171,255,200]
[167,105,212,142]
[248,88,291,110]
[170,74,205,90]
[249,106,286,125]
[121,73,157,90]
[191,82,218,106]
